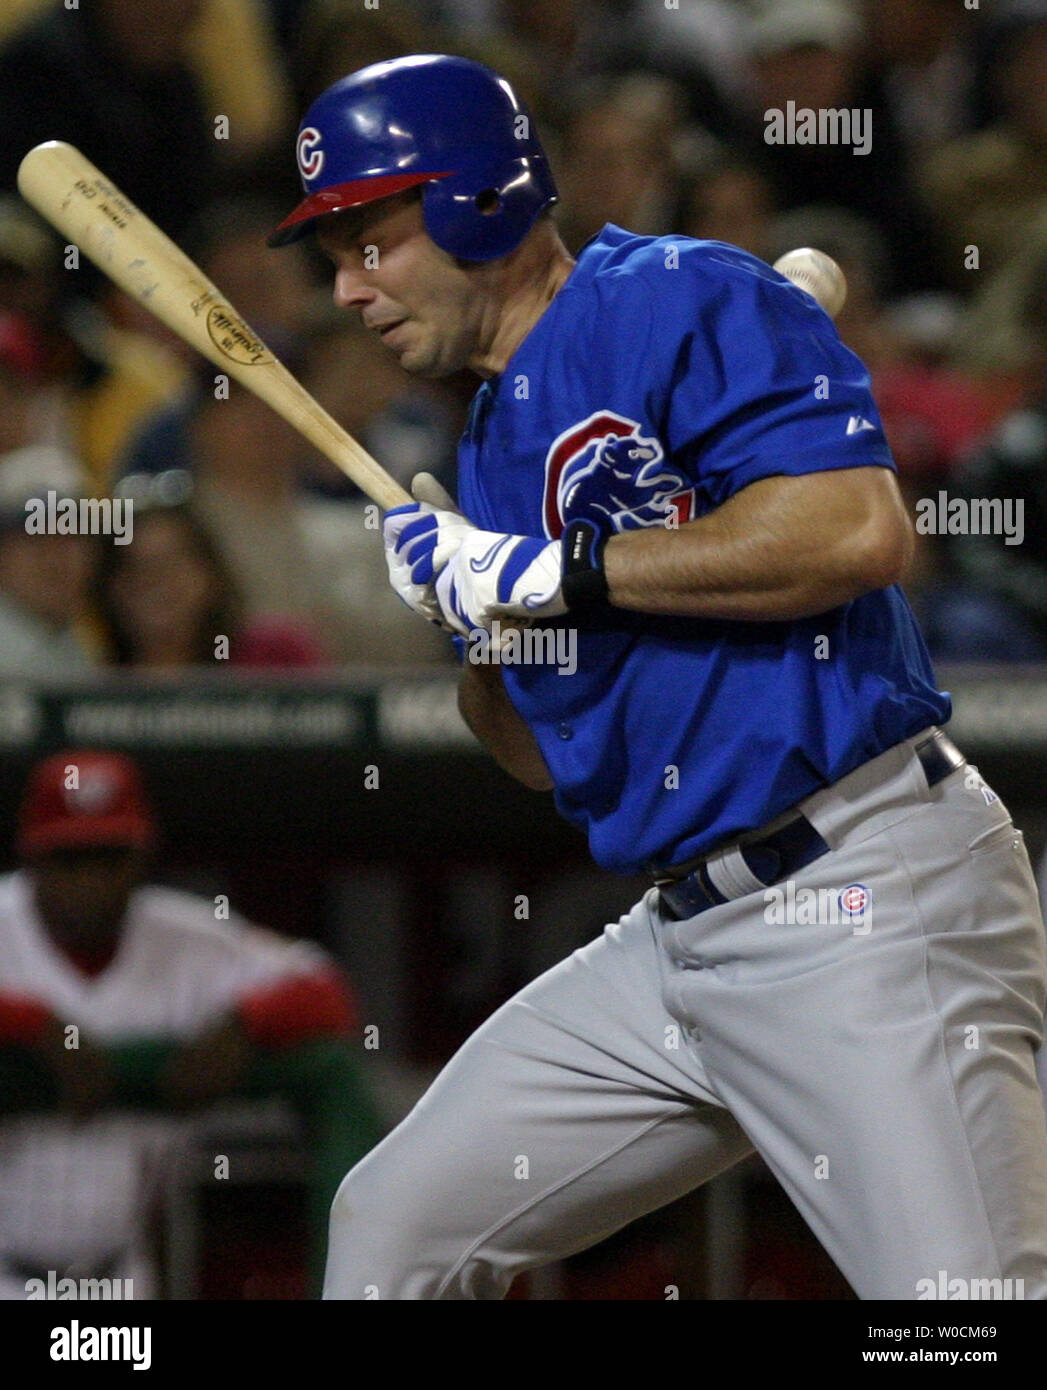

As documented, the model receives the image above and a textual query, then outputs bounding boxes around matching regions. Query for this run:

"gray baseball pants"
[324,727,1047,1299]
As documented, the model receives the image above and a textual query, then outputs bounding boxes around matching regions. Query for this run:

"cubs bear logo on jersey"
[542,411,695,538]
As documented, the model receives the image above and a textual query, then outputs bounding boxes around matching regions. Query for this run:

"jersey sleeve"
[168,902,356,1042]
[626,245,896,508]
[236,965,357,1047]
[0,990,53,1045]
[218,921,360,1047]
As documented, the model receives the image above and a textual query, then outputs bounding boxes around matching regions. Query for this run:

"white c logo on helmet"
[297,127,325,181]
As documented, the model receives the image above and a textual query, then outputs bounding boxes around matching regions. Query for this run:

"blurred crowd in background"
[0,0,1046,673]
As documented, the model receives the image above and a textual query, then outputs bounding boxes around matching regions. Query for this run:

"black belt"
[656,731,964,923]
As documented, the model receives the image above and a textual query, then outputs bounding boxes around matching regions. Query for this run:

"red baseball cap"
[17,750,157,857]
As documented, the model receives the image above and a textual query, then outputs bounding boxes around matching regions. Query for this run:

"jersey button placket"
[556,722,573,740]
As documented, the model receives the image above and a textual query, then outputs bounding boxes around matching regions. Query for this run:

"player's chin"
[399,340,455,379]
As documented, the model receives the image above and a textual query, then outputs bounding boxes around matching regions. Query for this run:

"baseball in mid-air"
[772,247,848,320]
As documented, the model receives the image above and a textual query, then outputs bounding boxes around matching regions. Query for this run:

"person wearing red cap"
[0,749,383,1299]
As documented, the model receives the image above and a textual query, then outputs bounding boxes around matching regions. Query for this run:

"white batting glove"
[382,473,473,626]
[433,530,568,638]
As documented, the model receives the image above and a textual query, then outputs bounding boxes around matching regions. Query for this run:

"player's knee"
[325,1157,425,1278]
[324,1154,510,1299]
[324,1196,436,1297]
[328,1156,386,1234]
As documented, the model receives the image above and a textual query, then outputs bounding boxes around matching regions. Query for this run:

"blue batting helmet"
[268,54,559,261]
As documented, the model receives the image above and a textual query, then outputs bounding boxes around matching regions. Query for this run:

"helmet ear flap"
[420,156,557,261]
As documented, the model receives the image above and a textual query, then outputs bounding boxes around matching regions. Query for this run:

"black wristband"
[561,519,610,615]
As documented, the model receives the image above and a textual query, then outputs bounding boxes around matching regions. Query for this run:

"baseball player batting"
[269,54,1047,1300]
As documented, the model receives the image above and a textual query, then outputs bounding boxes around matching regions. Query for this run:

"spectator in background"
[292,0,433,106]
[183,196,319,349]
[299,317,459,499]
[950,207,1047,396]
[920,1,1047,288]
[433,0,602,126]
[87,195,310,463]
[0,316,49,458]
[0,748,384,1297]
[742,0,942,293]
[181,0,293,168]
[57,299,189,497]
[862,0,977,159]
[120,361,452,665]
[0,0,216,243]
[876,291,1014,483]
[624,0,753,141]
[673,140,776,259]
[0,199,57,331]
[897,468,1047,663]
[947,231,1047,653]
[98,503,330,671]
[0,199,188,493]
[556,73,690,252]
[0,0,293,212]
[0,446,101,678]
[0,204,83,460]
[892,422,1047,665]
[121,369,349,659]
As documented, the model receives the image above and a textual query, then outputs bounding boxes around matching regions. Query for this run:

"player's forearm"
[458,661,554,791]
[603,468,913,621]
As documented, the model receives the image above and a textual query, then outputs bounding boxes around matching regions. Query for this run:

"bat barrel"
[17,141,411,511]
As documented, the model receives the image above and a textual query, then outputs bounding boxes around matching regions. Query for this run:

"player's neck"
[470,236,575,380]
[43,922,123,975]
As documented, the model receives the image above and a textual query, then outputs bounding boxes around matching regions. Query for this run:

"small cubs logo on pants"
[840,883,871,935]
[542,411,696,538]
[839,884,870,916]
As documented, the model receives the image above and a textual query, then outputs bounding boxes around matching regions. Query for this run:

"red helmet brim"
[267,171,454,247]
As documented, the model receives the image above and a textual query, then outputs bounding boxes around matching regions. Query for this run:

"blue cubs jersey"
[456,225,950,875]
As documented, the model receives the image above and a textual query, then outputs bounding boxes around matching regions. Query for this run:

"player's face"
[315,195,490,378]
[29,847,145,945]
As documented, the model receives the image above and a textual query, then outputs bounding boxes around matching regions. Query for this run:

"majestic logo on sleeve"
[542,412,695,538]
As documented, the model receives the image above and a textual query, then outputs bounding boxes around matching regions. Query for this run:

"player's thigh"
[326,892,752,1283]
[679,784,1047,1297]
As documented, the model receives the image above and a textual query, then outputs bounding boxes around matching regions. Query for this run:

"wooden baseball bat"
[17,141,411,510]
